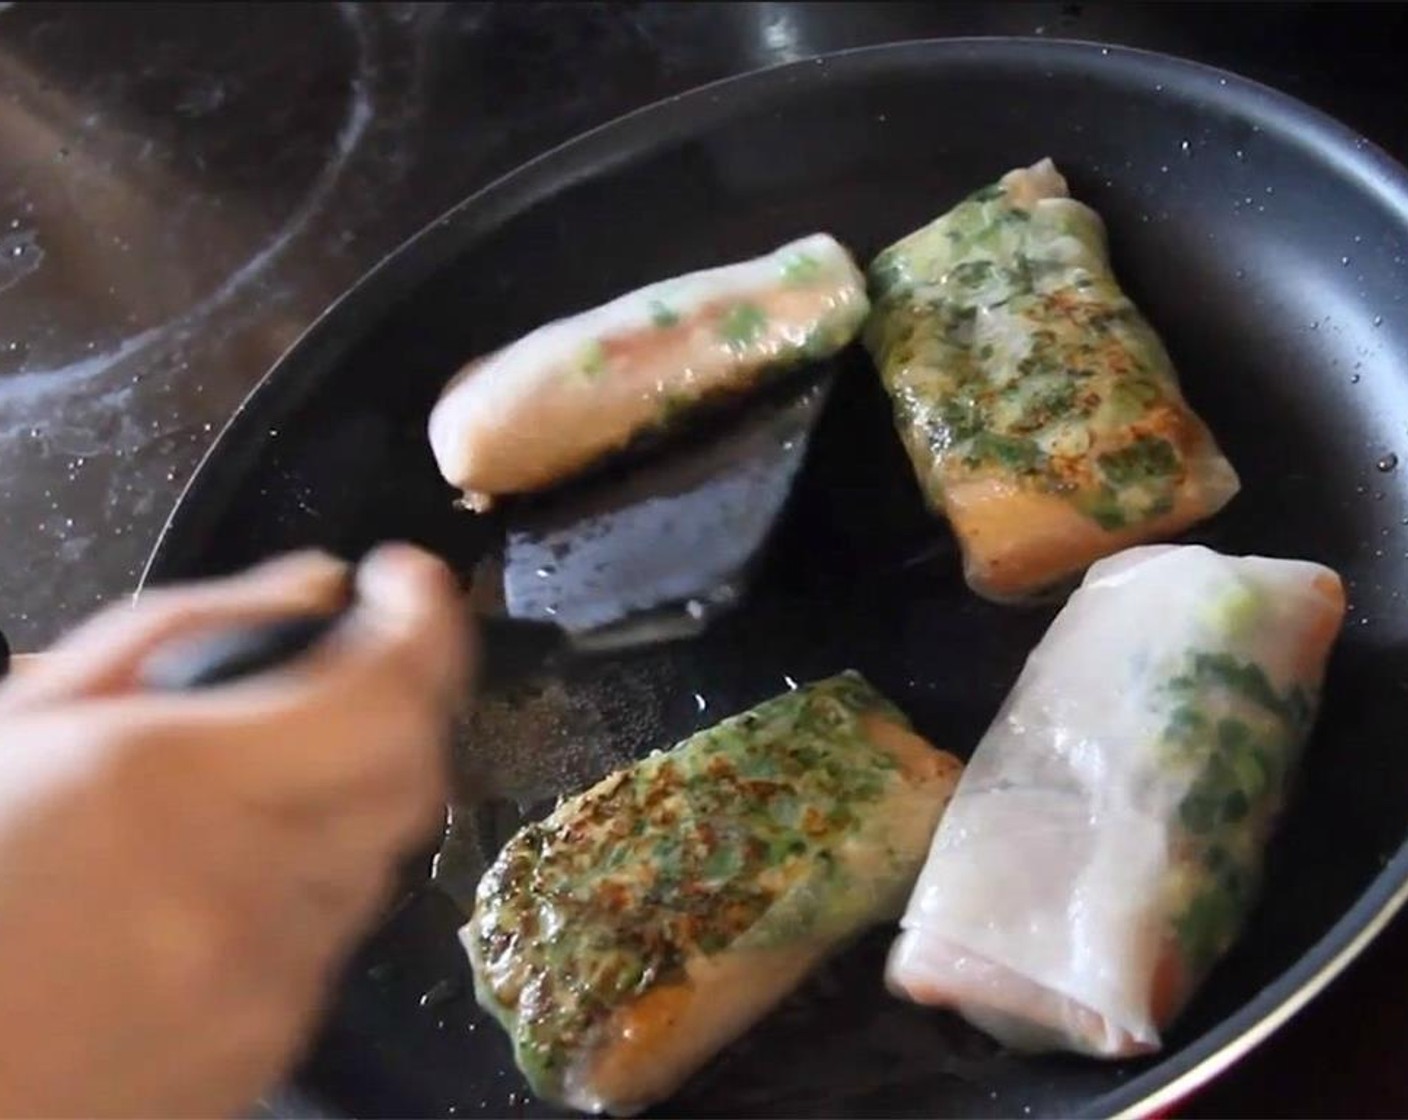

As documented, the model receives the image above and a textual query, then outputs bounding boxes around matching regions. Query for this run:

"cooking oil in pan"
[431,648,681,913]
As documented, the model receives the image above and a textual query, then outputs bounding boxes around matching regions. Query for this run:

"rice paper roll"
[429,234,869,511]
[463,672,962,1115]
[887,544,1345,1057]
[864,159,1240,601]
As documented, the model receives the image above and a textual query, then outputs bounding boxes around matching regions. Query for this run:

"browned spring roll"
[463,672,963,1115]
[864,159,1240,600]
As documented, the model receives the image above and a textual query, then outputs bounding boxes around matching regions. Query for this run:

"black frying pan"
[142,39,1408,1119]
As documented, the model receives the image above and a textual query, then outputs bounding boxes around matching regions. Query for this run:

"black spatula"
[468,368,835,654]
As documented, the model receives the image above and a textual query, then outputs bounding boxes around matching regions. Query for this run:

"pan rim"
[140,35,1408,1120]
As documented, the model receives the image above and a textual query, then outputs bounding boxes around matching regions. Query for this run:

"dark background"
[0,2,1404,1115]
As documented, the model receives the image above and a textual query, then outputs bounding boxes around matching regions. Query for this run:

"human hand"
[0,544,470,1118]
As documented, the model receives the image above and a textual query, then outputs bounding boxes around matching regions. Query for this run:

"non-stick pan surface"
[143,38,1408,1120]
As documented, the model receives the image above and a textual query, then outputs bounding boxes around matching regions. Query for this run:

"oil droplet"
[1373,315,1384,327]
[1351,373,1362,384]
[693,692,707,713]
[418,977,462,1010]
[1341,256,1352,267]
[1234,149,1245,161]
[1179,139,1190,153]
[784,675,799,690]
[1377,453,1398,472]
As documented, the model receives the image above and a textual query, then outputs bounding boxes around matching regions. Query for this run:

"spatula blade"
[488,371,834,651]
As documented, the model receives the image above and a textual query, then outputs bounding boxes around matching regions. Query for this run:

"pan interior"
[144,41,1408,1120]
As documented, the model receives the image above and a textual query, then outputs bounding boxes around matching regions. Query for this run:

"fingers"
[3,543,470,914]
[0,546,472,1120]
[341,542,474,710]
[0,551,351,713]
[85,544,471,818]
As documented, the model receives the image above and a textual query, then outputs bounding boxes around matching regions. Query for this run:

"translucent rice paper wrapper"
[429,234,869,511]
[887,544,1346,1056]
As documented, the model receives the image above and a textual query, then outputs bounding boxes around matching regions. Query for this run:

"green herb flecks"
[1078,484,1129,530]
[579,341,608,380]
[1098,434,1181,487]
[963,432,1046,474]
[468,672,917,1096]
[862,165,1217,531]
[781,252,825,286]
[1174,881,1244,973]
[1107,375,1164,422]
[1161,647,1317,971]
[648,299,680,328]
[868,253,908,300]
[947,259,996,290]
[718,302,768,350]
[1015,379,1079,432]
[1170,652,1313,731]
[935,397,985,446]
[1061,435,1185,530]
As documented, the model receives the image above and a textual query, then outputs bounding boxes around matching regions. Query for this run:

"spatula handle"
[136,614,344,691]
[0,613,344,691]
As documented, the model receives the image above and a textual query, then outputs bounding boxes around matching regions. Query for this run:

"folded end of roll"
[885,929,1160,1059]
